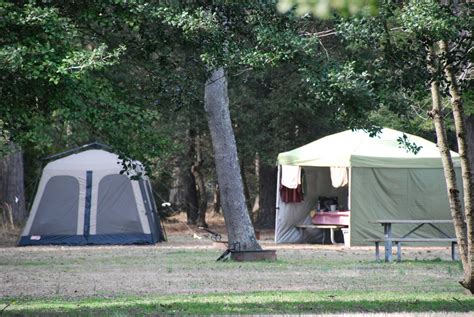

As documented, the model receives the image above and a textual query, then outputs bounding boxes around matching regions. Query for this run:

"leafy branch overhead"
[397,134,422,155]
[277,0,378,18]
[0,2,124,85]
[136,4,319,70]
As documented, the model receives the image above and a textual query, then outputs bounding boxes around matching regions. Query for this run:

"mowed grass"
[2,291,473,316]
[1,242,472,315]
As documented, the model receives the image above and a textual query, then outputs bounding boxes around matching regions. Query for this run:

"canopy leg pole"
[396,242,402,262]
[330,228,336,244]
[274,165,281,243]
[384,223,393,262]
[375,241,380,261]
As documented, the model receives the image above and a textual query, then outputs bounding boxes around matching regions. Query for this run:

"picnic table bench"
[295,224,347,244]
[368,220,457,262]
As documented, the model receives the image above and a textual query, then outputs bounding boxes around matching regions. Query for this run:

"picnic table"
[368,219,457,262]
[295,224,347,244]
[296,211,349,245]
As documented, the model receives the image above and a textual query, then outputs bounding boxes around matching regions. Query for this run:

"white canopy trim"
[277,128,460,168]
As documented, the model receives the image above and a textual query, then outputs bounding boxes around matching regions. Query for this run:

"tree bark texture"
[252,152,260,213]
[212,182,221,214]
[440,40,473,293]
[191,132,208,228]
[427,44,470,286]
[254,163,277,229]
[169,165,198,224]
[0,145,26,227]
[204,67,261,251]
[240,158,252,213]
[464,115,474,180]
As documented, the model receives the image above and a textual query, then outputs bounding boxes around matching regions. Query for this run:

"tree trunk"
[440,40,473,293]
[427,44,470,290]
[464,115,474,180]
[169,164,198,224]
[254,162,277,229]
[240,158,252,213]
[212,182,221,214]
[252,152,260,214]
[191,132,208,228]
[0,144,26,227]
[204,67,261,251]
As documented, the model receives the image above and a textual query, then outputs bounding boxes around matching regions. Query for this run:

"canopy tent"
[275,128,460,246]
[19,146,165,246]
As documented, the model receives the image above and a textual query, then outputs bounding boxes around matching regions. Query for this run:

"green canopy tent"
[275,128,460,246]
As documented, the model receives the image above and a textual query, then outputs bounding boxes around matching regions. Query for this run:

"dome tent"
[19,144,165,246]
[275,128,460,246]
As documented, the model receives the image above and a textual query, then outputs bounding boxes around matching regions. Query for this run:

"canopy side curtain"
[275,167,348,243]
[350,167,459,245]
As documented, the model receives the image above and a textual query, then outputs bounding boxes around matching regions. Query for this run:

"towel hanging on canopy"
[281,165,301,189]
[330,167,348,188]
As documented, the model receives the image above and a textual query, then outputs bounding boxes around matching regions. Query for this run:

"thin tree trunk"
[185,128,199,224]
[254,163,277,229]
[212,182,221,214]
[240,158,252,213]
[252,152,260,214]
[185,169,199,225]
[0,144,26,226]
[464,115,474,180]
[204,67,260,251]
[440,40,473,293]
[169,166,183,210]
[427,44,470,282]
[169,163,198,224]
[191,132,208,228]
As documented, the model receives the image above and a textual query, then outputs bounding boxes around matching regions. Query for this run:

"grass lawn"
[1,227,473,315]
[2,291,473,316]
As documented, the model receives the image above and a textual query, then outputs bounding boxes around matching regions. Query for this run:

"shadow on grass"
[3,296,473,316]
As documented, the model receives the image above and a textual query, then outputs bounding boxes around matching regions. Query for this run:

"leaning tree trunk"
[427,44,470,289]
[204,67,261,251]
[254,162,277,229]
[440,40,473,293]
[0,144,26,227]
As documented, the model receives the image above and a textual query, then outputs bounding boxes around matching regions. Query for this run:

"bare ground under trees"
[0,214,467,300]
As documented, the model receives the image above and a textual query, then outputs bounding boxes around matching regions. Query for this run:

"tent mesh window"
[96,174,142,234]
[30,176,80,235]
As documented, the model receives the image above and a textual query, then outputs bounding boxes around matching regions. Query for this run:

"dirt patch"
[0,227,20,247]
[0,213,464,300]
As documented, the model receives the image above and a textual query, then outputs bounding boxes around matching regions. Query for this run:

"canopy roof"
[277,128,460,168]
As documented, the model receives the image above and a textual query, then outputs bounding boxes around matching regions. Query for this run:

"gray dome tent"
[19,145,165,246]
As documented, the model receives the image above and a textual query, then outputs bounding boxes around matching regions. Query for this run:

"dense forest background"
[0,0,472,231]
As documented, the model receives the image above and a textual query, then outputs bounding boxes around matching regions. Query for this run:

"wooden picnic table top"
[367,238,457,242]
[370,219,453,224]
[296,224,347,229]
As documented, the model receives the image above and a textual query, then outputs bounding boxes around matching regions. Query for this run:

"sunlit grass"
[1,242,470,315]
[2,291,473,316]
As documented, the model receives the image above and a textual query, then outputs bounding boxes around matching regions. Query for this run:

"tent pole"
[348,167,352,210]
[274,164,281,243]
[348,167,352,247]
